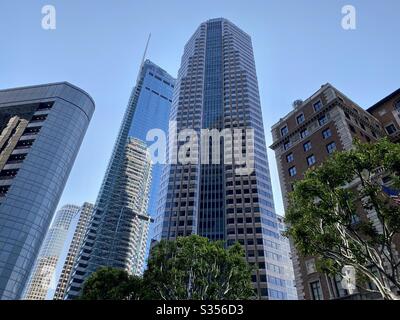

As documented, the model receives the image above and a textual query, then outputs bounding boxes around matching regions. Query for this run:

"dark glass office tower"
[0,83,94,300]
[65,61,174,299]
[127,60,175,221]
[155,18,293,299]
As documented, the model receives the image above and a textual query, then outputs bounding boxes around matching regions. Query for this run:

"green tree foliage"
[286,138,400,300]
[79,267,144,300]
[144,235,253,300]
[79,235,253,300]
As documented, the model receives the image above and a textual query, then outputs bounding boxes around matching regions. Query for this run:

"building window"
[260,288,268,297]
[307,154,316,166]
[289,166,297,177]
[326,142,337,154]
[310,280,323,300]
[395,101,400,113]
[284,140,291,150]
[300,129,309,139]
[318,115,328,126]
[385,124,397,135]
[313,101,322,112]
[334,275,349,298]
[303,141,312,152]
[322,128,332,139]
[349,124,356,133]
[296,113,305,124]
[286,153,294,163]
[281,126,289,137]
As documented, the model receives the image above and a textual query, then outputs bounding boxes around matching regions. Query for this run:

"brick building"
[367,88,400,143]
[270,84,400,299]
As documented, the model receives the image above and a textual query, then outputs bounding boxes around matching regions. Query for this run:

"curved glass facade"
[0,82,94,300]
[22,204,81,300]
[53,202,94,300]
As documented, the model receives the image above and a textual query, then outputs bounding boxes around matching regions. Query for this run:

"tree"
[143,235,254,300]
[79,267,144,300]
[286,138,400,300]
[79,236,253,300]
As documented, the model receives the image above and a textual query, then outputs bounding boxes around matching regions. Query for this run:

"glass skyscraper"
[155,18,295,299]
[127,60,175,221]
[65,60,174,299]
[0,82,94,300]
[23,204,81,300]
[53,202,94,300]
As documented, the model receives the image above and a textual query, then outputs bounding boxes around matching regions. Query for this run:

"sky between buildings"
[1,0,399,217]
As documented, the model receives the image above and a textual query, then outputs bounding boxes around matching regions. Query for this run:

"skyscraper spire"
[142,33,151,63]
[137,33,151,83]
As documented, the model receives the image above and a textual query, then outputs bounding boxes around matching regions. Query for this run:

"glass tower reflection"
[65,60,174,299]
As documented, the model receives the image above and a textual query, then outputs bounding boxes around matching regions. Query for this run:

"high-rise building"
[23,204,81,300]
[154,18,294,299]
[276,215,298,300]
[53,202,94,300]
[127,60,175,221]
[65,139,152,299]
[0,82,94,300]
[64,60,174,299]
[269,83,396,300]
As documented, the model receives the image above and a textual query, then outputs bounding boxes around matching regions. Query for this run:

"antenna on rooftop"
[141,33,151,66]
[136,33,151,83]
[292,99,303,109]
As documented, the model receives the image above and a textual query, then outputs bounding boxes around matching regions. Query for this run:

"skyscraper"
[53,202,94,300]
[0,82,94,300]
[155,18,294,299]
[23,204,82,300]
[275,214,297,300]
[127,60,175,221]
[65,60,174,298]
[66,138,152,299]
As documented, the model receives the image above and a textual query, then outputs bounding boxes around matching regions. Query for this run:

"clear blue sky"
[1,0,399,216]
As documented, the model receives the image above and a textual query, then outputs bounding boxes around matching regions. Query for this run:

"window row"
[280,100,323,137]
[287,143,336,177]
